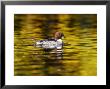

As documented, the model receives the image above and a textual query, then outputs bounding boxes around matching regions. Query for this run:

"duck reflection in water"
[36,31,64,59]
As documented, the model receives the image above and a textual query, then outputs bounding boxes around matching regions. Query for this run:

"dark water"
[14,14,97,76]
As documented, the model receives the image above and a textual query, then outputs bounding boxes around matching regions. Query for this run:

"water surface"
[14,14,97,76]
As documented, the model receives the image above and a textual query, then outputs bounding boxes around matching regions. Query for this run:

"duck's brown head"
[54,32,64,39]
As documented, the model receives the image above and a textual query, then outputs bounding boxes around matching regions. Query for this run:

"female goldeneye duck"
[36,32,64,49]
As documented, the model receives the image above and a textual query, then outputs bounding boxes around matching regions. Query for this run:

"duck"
[36,32,64,50]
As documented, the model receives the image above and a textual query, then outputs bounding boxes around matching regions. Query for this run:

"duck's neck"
[55,38,61,40]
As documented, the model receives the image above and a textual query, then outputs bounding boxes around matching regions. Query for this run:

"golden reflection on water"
[14,14,97,76]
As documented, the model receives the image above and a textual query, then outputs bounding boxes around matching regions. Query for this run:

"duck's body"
[36,32,64,52]
[36,38,63,49]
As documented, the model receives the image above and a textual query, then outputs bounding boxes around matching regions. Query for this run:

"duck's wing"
[36,39,57,49]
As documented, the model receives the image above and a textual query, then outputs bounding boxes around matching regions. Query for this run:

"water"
[14,14,97,76]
